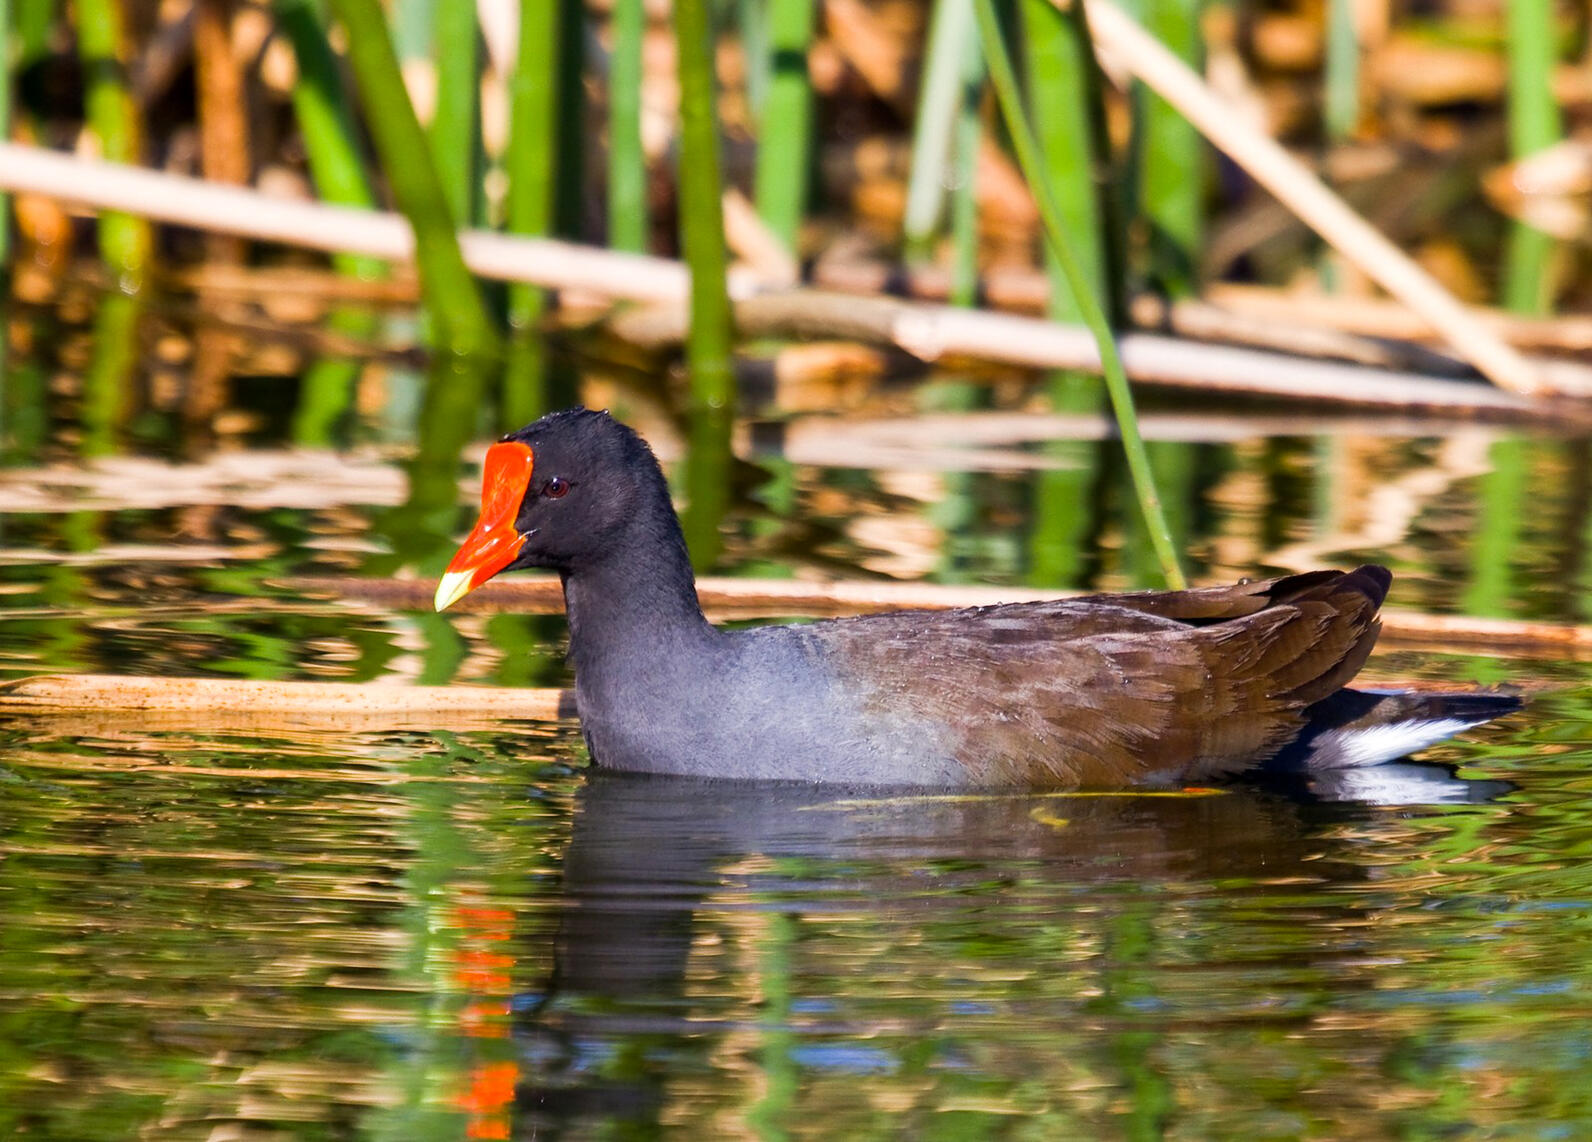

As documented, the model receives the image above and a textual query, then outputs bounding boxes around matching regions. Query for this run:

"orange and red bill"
[434,441,537,612]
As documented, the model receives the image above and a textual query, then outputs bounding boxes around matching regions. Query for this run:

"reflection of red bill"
[434,441,536,612]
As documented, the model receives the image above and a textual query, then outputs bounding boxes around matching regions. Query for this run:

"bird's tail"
[1268,686,1523,772]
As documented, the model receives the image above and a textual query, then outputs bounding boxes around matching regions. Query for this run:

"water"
[2,334,1592,1135]
[5,716,1592,1137]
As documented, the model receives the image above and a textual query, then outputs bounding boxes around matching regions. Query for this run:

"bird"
[433,407,1519,788]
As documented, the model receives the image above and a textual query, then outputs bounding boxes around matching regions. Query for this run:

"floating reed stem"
[0,674,573,726]
[977,0,1186,588]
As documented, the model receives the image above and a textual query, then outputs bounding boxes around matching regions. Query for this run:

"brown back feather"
[820,566,1390,787]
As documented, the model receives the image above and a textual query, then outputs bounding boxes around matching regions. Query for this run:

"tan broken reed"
[0,673,571,724]
[1084,1,1545,398]
[604,292,1559,418]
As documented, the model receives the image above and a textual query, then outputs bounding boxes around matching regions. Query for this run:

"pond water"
[2,315,1592,1137]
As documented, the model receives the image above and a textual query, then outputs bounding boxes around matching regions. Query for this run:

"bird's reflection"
[508,761,1510,1135]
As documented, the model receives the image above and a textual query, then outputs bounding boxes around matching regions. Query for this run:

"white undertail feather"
[1298,718,1480,770]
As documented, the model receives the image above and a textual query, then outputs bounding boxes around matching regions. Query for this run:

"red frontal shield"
[434,441,536,611]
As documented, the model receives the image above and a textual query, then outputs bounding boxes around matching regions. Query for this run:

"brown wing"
[1069,565,1389,625]
[818,567,1389,787]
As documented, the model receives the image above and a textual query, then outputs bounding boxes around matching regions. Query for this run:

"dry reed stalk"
[1083,1,1546,398]
[3,143,1585,406]
[0,673,572,722]
[1206,284,1592,355]
[162,264,420,303]
[815,258,1592,362]
[605,291,1568,417]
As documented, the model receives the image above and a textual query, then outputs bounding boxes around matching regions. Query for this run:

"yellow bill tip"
[434,569,477,613]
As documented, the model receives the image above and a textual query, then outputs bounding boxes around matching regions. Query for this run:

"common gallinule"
[434,408,1519,787]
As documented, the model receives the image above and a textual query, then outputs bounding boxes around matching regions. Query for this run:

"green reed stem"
[1020,0,1107,588]
[904,0,976,263]
[672,0,735,414]
[1323,0,1359,141]
[76,0,151,291]
[1123,440,1195,587]
[80,292,142,457]
[1136,0,1202,297]
[673,0,735,570]
[327,0,498,357]
[1503,0,1562,316]
[291,321,371,447]
[1507,0,1560,158]
[1,349,49,465]
[739,0,769,112]
[682,406,733,573]
[1462,437,1528,618]
[498,332,546,430]
[1317,0,1357,292]
[977,0,1184,588]
[553,0,586,239]
[608,0,646,253]
[273,0,382,263]
[506,0,560,330]
[276,0,386,444]
[0,0,11,268]
[14,0,49,62]
[1470,2,1560,615]
[754,0,816,254]
[1020,0,1110,317]
[948,23,984,308]
[430,0,481,226]
[387,0,431,63]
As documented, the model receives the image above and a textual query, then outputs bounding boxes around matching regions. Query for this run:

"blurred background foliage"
[3,0,1587,392]
[0,0,1588,594]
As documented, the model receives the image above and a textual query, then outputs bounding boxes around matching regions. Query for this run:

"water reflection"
[1,707,1591,1137]
[519,769,1568,1137]
[0,722,578,1140]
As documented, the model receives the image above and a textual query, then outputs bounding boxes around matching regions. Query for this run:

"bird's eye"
[544,476,570,499]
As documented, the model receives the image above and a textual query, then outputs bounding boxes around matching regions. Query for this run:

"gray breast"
[577,624,965,785]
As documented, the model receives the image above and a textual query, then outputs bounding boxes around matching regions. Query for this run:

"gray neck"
[559,517,719,691]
